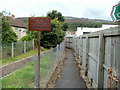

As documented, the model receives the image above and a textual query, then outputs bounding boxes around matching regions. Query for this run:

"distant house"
[8,15,27,39]
[75,24,118,36]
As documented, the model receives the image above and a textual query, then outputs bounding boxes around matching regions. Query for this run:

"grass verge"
[1,48,48,65]
[2,52,54,88]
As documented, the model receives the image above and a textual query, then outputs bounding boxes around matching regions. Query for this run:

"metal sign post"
[35,31,40,88]
[28,17,51,88]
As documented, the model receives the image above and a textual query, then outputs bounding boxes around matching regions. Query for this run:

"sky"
[0,0,119,21]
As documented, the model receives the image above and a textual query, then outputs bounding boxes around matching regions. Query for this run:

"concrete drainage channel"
[1,50,51,78]
[1,55,37,78]
[1,49,90,88]
[0,50,66,88]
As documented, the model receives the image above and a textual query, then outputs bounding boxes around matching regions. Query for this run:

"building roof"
[8,17,27,28]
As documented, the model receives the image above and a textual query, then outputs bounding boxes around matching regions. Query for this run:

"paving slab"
[55,49,87,88]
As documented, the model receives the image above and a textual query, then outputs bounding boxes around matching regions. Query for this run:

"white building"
[75,24,118,36]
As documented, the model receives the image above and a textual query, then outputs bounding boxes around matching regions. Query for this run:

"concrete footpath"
[55,49,87,88]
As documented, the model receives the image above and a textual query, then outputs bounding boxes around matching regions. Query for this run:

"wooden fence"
[66,26,120,88]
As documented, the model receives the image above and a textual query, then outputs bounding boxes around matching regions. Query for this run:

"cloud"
[0,0,119,20]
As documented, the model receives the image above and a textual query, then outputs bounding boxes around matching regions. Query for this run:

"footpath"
[55,49,87,88]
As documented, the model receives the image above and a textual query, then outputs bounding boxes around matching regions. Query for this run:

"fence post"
[77,37,79,57]
[57,45,59,61]
[85,36,89,76]
[50,48,53,67]
[12,42,14,57]
[79,37,83,65]
[32,39,34,49]
[24,41,26,53]
[76,38,77,54]
[97,32,105,88]
[60,43,61,59]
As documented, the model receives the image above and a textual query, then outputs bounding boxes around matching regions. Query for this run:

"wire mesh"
[1,41,65,88]
[2,43,12,58]
[26,40,33,52]
[2,39,35,59]
[14,41,24,56]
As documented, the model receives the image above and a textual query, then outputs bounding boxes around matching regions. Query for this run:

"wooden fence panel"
[81,38,87,69]
[65,26,120,88]
[103,36,120,88]
[88,37,99,87]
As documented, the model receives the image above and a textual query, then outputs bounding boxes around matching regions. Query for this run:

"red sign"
[28,17,51,31]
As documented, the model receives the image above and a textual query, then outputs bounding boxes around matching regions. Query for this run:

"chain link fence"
[2,39,35,59]
[14,41,24,56]
[26,40,33,52]
[0,13,2,90]
[2,43,12,58]
[1,41,65,88]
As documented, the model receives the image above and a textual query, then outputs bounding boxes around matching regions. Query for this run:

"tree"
[2,11,18,44]
[23,10,66,49]
[47,10,64,22]
[0,12,2,43]
[67,22,102,31]
[41,18,65,48]
[24,18,65,49]
[47,10,68,31]
[20,34,31,41]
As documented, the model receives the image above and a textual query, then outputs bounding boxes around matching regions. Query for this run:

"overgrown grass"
[2,62,35,88]
[40,53,51,80]
[1,48,48,65]
[2,53,52,88]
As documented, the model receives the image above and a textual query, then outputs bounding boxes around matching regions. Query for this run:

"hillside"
[16,16,116,31]
[17,16,115,24]
[64,16,115,24]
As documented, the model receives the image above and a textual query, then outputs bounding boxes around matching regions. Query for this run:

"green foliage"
[41,18,65,48]
[47,10,64,22]
[47,10,68,31]
[20,34,32,41]
[2,16,18,44]
[0,12,2,44]
[2,52,51,88]
[2,10,11,16]
[26,19,66,49]
[67,22,102,31]
[26,18,65,49]
[2,48,48,65]
[24,10,66,49]
[2,62,35,88]
[62,22,68,31]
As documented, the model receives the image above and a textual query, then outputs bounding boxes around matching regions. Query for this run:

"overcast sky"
[0,0,119,20]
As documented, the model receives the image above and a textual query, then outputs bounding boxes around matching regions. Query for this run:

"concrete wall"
[67,26,120,88]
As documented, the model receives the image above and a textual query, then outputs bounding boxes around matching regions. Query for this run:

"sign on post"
[29,17,51,31]
[111,3,120,22]
[28,17,51,88]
